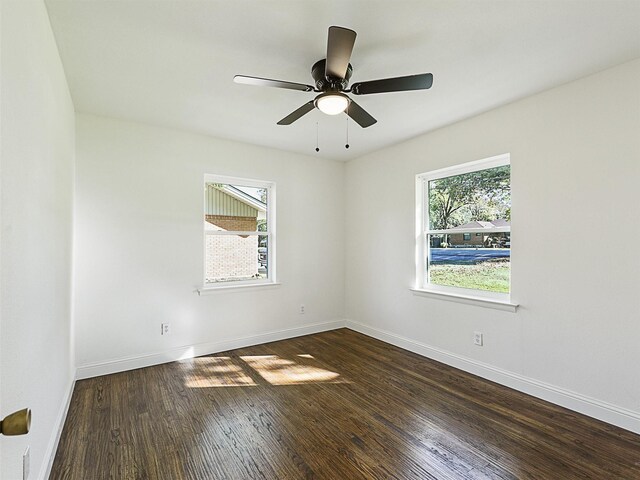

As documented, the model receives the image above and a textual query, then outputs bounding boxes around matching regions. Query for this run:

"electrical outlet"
[161,323,171,335]
[299,305,305,314]
[23,446,30,480]
[473,331,483,346]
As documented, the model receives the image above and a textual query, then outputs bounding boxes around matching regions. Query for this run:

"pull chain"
[315,121,320,153]
[345,105,350,149]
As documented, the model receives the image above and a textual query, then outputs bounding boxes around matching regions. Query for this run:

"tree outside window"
[418,155,511,295]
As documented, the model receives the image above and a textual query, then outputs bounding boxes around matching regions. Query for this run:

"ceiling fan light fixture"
[315,92,350,115]
[235,27,432,128]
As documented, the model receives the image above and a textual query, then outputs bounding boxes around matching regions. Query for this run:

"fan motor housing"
[312,59,353,91]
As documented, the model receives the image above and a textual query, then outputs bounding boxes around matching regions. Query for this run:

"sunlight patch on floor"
[240,355,345,385]
[185,356,257,388]
[184,354,348,388]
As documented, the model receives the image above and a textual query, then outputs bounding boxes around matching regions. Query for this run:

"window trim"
[414,153,517,310]
[202,174,276,290]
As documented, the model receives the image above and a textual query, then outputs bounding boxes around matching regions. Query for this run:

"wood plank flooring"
[50,329,640,479]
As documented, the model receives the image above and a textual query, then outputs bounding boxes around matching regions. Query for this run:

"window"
[416,154,511,299]
[203,175,275,287]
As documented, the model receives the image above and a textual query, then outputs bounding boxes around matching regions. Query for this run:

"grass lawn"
[430,259,510,293]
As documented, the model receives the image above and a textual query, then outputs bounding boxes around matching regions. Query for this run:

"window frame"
[202,174,276,290]
[415,153,514,306]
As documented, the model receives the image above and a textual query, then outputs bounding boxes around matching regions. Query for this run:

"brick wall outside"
[205,215,259,282]
[448,232,486,247]
[447,232,509,247]
[206,215,257,232]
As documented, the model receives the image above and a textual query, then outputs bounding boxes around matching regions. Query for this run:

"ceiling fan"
[233,26,433,128]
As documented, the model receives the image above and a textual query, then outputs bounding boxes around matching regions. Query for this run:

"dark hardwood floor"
[50,329,640,479]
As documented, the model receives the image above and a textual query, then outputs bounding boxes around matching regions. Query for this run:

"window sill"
[410,288,518,312]
[197,282,281,295]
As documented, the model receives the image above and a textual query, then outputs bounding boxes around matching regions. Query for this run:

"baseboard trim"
[345,320,640,435]
[73,319,640,434]
[40,377,75,480]
[76,320,346,380]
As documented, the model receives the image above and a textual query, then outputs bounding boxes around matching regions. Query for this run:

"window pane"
[428,233,510,293]
[205,234,268,284]
[258,235,268,277]
[427,165,510,230]
[205,182,267,232]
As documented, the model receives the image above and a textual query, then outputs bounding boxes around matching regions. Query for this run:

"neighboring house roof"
[452,219,510,230]
[219,185,266,212]
[205,184,266,218]
[489,218,509,227]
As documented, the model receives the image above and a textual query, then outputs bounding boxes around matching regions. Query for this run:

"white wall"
[1,1,76,479]
[73,114,345,375]
[0,6,636,478]
[345,59,640,433]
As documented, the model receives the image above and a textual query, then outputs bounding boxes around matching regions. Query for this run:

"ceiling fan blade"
[346,100,377,128]
[325,26,356,80]
[234,75,314,92]
[351,73,433,95]
[277,101,315,125]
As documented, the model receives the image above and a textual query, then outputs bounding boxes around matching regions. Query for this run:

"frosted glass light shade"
[315,93,350,115]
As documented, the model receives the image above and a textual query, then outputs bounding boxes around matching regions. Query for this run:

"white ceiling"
[45,0,640,161]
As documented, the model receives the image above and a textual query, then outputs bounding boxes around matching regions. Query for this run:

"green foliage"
[428,165,510,229]
[430,260,510,293]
